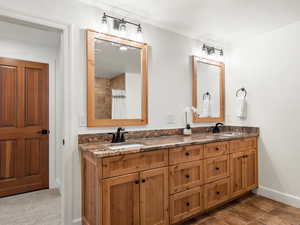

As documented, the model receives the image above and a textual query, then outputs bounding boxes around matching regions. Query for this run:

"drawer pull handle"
[216,191,220,195]
[141,179,146,183]
[215,167,220,170]
[186,202,190,206]
[185,174,190,178]
[135,180,140,184]
[185,152,190,156]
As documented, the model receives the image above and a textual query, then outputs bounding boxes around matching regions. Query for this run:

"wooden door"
[230,152,245,198]
[0,58,49,197]
[140,167,169,225]
[244,149,258,191]
[102,173,140,225]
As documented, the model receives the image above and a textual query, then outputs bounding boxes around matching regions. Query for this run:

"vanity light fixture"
[101,13,109,33]
[202,44,224,56]
[100,12,143,42]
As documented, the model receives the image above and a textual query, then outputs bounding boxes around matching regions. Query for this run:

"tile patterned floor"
[0,189,61,225]
[0,190,299,225]
[183,194,300,225]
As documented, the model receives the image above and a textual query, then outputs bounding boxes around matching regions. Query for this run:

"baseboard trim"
[72,218,82,225]
[255,186,300,208]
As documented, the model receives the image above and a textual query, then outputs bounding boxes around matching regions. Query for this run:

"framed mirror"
[87,30,148,127]
[192,56,225,123]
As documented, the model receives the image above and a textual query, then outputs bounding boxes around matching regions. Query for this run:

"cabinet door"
[244,149,258,190]
[140,167,169,225]
[103,173,140,225]
[230,152,245,198]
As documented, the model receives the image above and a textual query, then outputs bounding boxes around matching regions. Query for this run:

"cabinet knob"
[186,202,190,206]
[216,191,220,195]
[215,167,220,170]
[215,147,219,151]
[135,180,140,184]
[185,152,190,156]
[185,174,190,179]
[141,179,146,183]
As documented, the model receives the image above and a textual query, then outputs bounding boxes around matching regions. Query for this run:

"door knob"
[39,129,50,135]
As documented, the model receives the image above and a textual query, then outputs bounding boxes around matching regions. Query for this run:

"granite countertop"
[79,131,259,158]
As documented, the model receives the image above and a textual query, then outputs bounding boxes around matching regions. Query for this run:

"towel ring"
[236,88,247,97]
[203,92,211,100]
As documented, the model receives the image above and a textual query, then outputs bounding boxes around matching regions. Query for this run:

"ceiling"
[81,0,300,45]
[95,40,141,78]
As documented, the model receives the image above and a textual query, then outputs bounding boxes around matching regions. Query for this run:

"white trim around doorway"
[0,6,74,225]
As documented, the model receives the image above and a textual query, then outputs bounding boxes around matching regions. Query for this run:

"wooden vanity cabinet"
[82,137,258,225]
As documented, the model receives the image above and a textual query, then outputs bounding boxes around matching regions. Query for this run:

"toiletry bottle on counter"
[183,124,192,136]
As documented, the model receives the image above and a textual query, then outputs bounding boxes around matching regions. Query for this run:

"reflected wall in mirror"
[192,56,225,123]
[87,30,148,127]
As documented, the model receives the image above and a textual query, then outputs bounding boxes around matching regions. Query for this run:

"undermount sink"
[109,144,144,150]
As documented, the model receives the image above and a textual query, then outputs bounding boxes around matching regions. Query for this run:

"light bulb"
[119,20,127,38]
[136,24,143,42]
[101,13,109,33]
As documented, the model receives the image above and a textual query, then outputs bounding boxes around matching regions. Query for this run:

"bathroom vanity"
[80,129,258,225]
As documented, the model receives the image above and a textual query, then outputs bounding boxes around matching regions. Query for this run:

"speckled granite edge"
[79,126,259,158]
[78,126,259,144]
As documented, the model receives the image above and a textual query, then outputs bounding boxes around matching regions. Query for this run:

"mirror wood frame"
[192,56,225,123]
[86,29,148,127]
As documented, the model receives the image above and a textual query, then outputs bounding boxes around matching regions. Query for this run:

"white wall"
[227,21,300,207]
[0,20,63,189]
[0,1,226,223]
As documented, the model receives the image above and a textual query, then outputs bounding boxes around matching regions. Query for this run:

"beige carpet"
[0,189,61,225]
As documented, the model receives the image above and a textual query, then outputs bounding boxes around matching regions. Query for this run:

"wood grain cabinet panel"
[169,161,203,194]
[230,152,245,198]
[244,149,258,191]
[204,142,229,159]
[230,137,257,153]
[102,150,168,178]
[102,173,140,225]
[170,186,204,224]
[204,155,229,183]
[140,167,169,225]
[169,145,203,165]
[230,149,258,198]
[204,178,230,209]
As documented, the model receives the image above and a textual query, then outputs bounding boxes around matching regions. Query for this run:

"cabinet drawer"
[170,186,204,224]
[204,178,230,209]
[102,150,168,178]
[230,137,257,153]
[169,145,203,165]
[169,161,204,194]
[204,155,229,183]
[204,142,229,158]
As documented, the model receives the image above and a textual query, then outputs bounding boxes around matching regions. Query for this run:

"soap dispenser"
[183,123,192,136]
